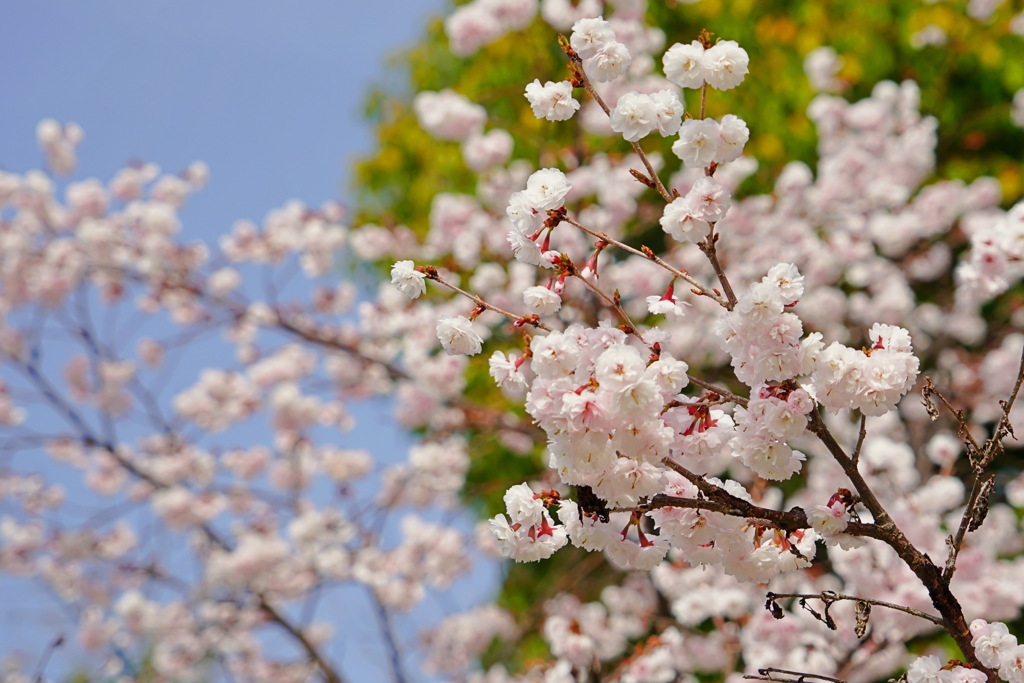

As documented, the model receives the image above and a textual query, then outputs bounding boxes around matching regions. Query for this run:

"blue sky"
[0,2,503,681]
[0,1,441,238]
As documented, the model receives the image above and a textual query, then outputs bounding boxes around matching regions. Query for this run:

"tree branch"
[805,410,992,679]
[764,591,944,626]
[744,668,846,683]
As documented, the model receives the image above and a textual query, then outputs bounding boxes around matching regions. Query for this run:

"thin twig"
[765,591,944,626]
[851,413,867,468]
[744,668,846,683]
[573,54,673,203]
[372,594,409,683]
[426,269,552,332]
[943,343,1024,582]
[697,223,738,309]
[686,375,748,407]
[32,634,64,683]
[561,216,727,306]
[574,273,644,341]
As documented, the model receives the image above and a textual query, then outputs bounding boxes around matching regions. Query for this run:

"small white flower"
[673,118,720,168]
[523,286,562,315]
[701,40,749,90]
[436,315,483,356]
[507,229,543,265]
[461,129,514,171]
[806,502,849,535]
[390,260,427,299]
[504,482,545,527]
[646,294,688,319]
[662,40,705,89]
[585,41,631,83]
[651,90,684,137]
[523,168,571,210]
[506,191,543,232]
[764,263,805,302]
[524,80,581,122]
[609,91,658,142]
[716,114,749,163]
[684,177,732,223]
[489,351,528,393]
[660,196,709,242]
[906,656,943,683]
[570,16,614,59]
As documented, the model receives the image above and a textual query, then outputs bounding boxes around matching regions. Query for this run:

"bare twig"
[764,591,944,627]
[686,375,749,407]
[561,216,727,306]
[744,668,847,683]
[696,224,738,309]
[943,343,1024,582]
[32,634,64,683]
[566,45,673,204]
[851,413,867,468]
[424,268,552,332]
[574,274,644,340]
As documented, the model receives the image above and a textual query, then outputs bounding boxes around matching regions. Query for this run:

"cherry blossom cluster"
[444,0,538,56]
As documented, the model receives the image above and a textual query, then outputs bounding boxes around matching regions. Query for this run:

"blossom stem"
[573,55,673,203]
[685,375,748,407]
[698,223,738,309]
[427,271,552,332]
[572,272,644,342]
[561,216,728,307]
[851,413,867,468]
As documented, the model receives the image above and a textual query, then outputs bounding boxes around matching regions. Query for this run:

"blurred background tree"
[351,0,1024,673]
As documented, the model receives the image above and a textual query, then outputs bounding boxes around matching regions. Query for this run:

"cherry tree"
[5,0,1024,682]
[390,1,1024,682]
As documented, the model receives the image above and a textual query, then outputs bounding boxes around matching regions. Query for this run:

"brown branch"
[697,223,738,310]
[656,458,879,537]
[805,410,992,680]
[744,668,846,683]
[851,413,867,468]
[260,598,345,683]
